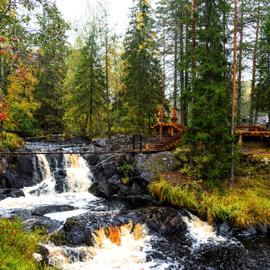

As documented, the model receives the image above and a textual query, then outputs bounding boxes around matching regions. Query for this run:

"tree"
[34,1,69,131]
[231,0,238,183]
[63,21,106,137]
[184,0,231,183]
[122,0,163,133]
[254,12,270,129]
[5,64,39,131]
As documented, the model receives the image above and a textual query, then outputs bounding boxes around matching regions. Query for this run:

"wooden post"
[237,134,243,145]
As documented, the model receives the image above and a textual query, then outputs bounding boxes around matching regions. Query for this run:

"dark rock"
[125,207,187,236]
[31,205,78,216]
[0,188,24,200]
[23,216,62,233]
[1,154,35,189]
[218,221,232,236]
[242,225,257,235]
[83,154,99,166]
[57,206,186,246]
[256,223,268,234]
[37,244,50,264]
[133,152,182,183]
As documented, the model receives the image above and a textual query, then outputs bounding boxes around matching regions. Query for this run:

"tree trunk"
[231,0,238,184]
[173,27,178,109]
[179,4,185,125]
[191,0,196,85]
[105,21,111,137]
[249,0,261,125]
[237,0,244,126]
[183,23,190,126]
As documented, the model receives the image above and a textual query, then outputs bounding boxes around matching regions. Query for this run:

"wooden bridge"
[0,109,185,155]
[236,125,270,144]
[2,108,268,155]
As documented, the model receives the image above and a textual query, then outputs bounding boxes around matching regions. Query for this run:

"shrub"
[0,132,24,151]
[0,219,42,270]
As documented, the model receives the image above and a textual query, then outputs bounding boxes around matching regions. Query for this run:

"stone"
[24,217,62,233]
[133,152,182,183]
[31,205,77,216]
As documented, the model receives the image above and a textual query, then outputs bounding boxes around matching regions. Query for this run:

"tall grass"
[149,176,270,228]
[0,219,46,270]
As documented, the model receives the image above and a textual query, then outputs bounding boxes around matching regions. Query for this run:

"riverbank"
[0,219,50,270]
[149,157,270,230]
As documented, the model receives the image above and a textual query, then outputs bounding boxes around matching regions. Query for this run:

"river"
[0,142,269,269]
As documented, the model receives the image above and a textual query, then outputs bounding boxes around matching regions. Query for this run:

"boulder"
[31,205,78,216]
[0,188,24,201]
[133,152,182,183]
[23,216,62,233]
[0,154,35,189]
[56,206,186,246]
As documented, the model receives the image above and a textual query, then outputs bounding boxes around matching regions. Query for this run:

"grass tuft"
[149,175,270,228]
[0,218,54,270]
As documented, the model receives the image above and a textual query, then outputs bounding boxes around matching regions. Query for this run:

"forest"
[0,1,270,269]
[0,0,270,181]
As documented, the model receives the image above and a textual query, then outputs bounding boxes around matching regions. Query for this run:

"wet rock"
[217,221,232,236]
[57,207,186,246]
[0,188,24,200]
[0,154,35,189]
[31,205,78,216]
[256,223,268,234]
[242,225,257,235]
[24,216,62,233]
[125,207,187,236]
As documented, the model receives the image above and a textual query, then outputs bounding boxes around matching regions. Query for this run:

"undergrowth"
[0,219,52,270]
[149,174,270,228]
[0,132,24,151]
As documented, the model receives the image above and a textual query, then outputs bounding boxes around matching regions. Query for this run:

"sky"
[55,0,135,42]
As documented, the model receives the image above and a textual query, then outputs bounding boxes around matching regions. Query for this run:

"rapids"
[0,142,269,269]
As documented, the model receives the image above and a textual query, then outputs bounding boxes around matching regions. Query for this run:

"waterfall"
[64,154,93,193]
[23,153,93,195]
[24,154,55,196]
[183,213,226,248]
[46,223,153,270]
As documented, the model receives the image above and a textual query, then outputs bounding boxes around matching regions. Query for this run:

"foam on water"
[0,192,98,217]
[24,154,55,195]
[64,154,93,193]
[183,213,226,248]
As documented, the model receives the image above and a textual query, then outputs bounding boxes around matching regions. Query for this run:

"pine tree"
[122,0,163,133]
[184,0,231,183]
[254,12,270,129]
[63,23,106,137]
[34,2,69,131]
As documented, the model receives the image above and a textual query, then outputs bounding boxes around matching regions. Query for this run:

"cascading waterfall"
[182,213,226,248]
[0,151,97,216]
[46,223,154,270]
[24,154,55,195]
[1,142,269,270]
[64,154,93,193]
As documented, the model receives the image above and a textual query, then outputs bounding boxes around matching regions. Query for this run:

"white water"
[47,223,157,270]
[64,154,93,193]
[24,154,55,195]
[183,213,226,248]
[0,154,97,220]
[0,149,233,270]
